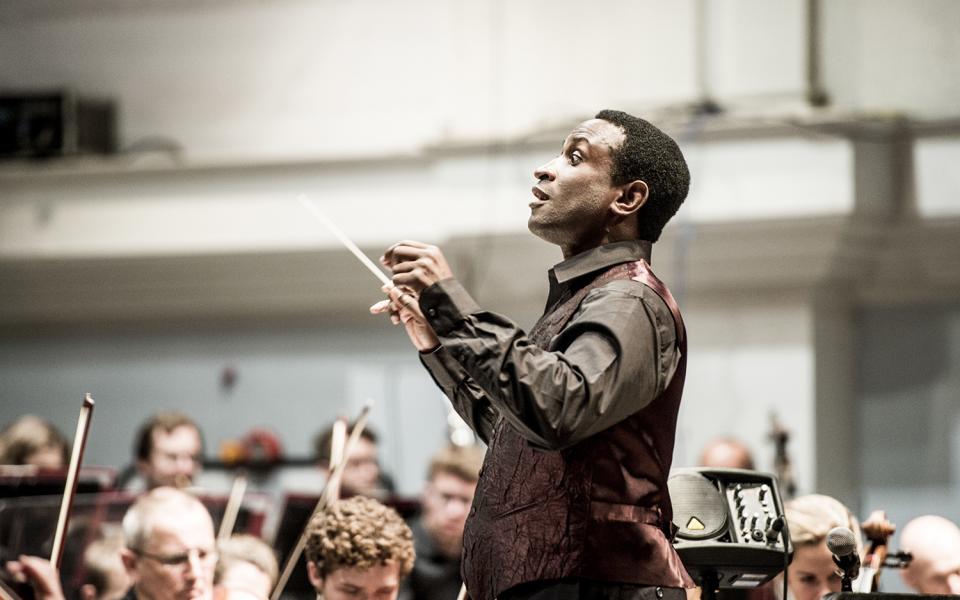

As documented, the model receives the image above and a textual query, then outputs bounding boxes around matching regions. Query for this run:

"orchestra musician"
[698,438,755,471]
[899,514,960,595]
[781,494,862,600]
[401,444,484,600]
[373,110,693,600]
[314,423,393,500]
[127,413,204,491]
[120,487,218,600]
[304,496,414,600]
[214,534,278,600]
[79,526,132,600]
[0,415,70,470]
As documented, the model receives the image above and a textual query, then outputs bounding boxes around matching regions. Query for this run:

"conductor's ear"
[612,180,648,218]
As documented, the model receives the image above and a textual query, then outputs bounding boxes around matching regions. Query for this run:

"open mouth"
[531,186,550,201]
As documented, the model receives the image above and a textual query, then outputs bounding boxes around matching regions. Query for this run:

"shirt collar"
[550,240,652,285]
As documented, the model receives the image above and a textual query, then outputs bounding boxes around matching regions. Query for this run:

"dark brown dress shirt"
[418,240,679,451]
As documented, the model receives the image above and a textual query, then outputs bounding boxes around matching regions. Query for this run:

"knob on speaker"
[669,472,728,540]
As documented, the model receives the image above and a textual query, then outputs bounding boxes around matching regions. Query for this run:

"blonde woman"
[781,494,862,600]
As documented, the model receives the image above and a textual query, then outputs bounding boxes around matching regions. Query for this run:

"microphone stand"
[832,555,856,592]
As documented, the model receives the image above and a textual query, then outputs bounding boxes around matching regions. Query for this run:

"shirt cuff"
[419,346,468,389]
[418,278,481,336]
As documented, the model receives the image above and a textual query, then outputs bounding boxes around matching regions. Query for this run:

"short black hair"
[595,110,690,242]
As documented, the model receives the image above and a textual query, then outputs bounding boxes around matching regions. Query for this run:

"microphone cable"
[775,515,790,600]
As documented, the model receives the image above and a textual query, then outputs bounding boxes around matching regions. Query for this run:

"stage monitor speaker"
[0,91,116,159]
[668,468,792,590]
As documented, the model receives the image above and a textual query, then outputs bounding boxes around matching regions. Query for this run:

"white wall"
[702,0,807,102]
[822,0,960,118]
[677,301,815,493]
[917,137,960,217]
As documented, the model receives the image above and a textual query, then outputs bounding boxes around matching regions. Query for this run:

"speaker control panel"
[725,482,782,546]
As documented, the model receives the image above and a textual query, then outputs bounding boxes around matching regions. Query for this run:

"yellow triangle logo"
[686,516,705,530]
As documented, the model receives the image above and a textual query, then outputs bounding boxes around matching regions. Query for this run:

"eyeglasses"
[132,547,218,569]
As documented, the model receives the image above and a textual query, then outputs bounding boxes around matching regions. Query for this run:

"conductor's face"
[530,118,626,257]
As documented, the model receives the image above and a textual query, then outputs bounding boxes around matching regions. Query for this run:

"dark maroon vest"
[461,260,693,600]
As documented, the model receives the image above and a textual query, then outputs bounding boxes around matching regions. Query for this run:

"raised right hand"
[370,285,440,352]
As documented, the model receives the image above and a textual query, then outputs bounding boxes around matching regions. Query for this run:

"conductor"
[373,110,694,600]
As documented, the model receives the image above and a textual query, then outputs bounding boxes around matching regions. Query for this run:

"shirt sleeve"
[417,276,679,450]
[419,345,498,444]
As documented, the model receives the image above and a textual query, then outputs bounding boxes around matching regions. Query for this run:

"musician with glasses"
[120,487,218,600]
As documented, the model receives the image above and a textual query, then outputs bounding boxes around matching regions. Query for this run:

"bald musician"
[698,437,755,470]
[373,110,693,600]
[899,514,960,595]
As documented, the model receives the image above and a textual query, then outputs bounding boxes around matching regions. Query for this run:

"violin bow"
[217,471,249,542]
[270,406,370,600]
[50,393,95,569]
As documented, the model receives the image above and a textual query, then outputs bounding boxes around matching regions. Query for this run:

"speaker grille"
[669,472,727,540]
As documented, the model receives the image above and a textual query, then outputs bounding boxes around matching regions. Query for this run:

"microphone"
[826,526,860,592]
